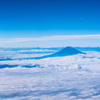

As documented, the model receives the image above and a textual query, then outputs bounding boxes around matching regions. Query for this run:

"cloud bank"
[0,50,100,100]
[0,34,100,43]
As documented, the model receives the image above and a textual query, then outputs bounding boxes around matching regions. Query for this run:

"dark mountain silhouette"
[51,46,85,56]
[0,46,86,62]
[34,46,86,59]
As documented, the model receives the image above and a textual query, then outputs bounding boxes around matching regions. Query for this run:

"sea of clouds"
[0,48,100,100]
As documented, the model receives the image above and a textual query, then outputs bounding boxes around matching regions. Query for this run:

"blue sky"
[0,0,100,47]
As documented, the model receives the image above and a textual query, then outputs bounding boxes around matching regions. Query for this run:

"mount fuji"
[34,46,86,59]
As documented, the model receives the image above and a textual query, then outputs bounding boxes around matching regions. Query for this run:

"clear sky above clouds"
[0,0,100,47]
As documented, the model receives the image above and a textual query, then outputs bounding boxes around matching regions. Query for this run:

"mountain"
[48,46,85,57]
[34,46,85,59]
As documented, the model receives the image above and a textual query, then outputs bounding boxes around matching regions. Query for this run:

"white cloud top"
[0,48,100,100]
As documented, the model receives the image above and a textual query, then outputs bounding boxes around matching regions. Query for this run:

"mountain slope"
[34,46,85,59]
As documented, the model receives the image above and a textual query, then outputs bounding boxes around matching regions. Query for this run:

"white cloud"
[0,50,100,100]
[0,34,100,43]
[18,49,55,52]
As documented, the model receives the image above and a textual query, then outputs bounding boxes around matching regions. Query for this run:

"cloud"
[0,34,100,43]
[0,51,100,100]
[0,51,100,73]
[0,49,100,100]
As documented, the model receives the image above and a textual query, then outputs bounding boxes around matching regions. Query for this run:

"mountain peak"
[34,46,86,59]
[51,46,85,57]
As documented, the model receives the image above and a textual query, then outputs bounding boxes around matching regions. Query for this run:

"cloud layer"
[0,34,100,43]
[0,48,100,100]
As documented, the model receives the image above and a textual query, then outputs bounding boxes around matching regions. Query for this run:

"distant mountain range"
[75,47,100,51]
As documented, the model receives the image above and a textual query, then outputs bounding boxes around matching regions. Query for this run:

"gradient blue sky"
[0,0,100,47]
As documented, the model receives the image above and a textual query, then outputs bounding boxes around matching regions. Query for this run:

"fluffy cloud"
[0,50,100,100]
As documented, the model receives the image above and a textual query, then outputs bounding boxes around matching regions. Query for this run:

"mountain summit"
[51,46,85,57]
[34,46,85,59]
